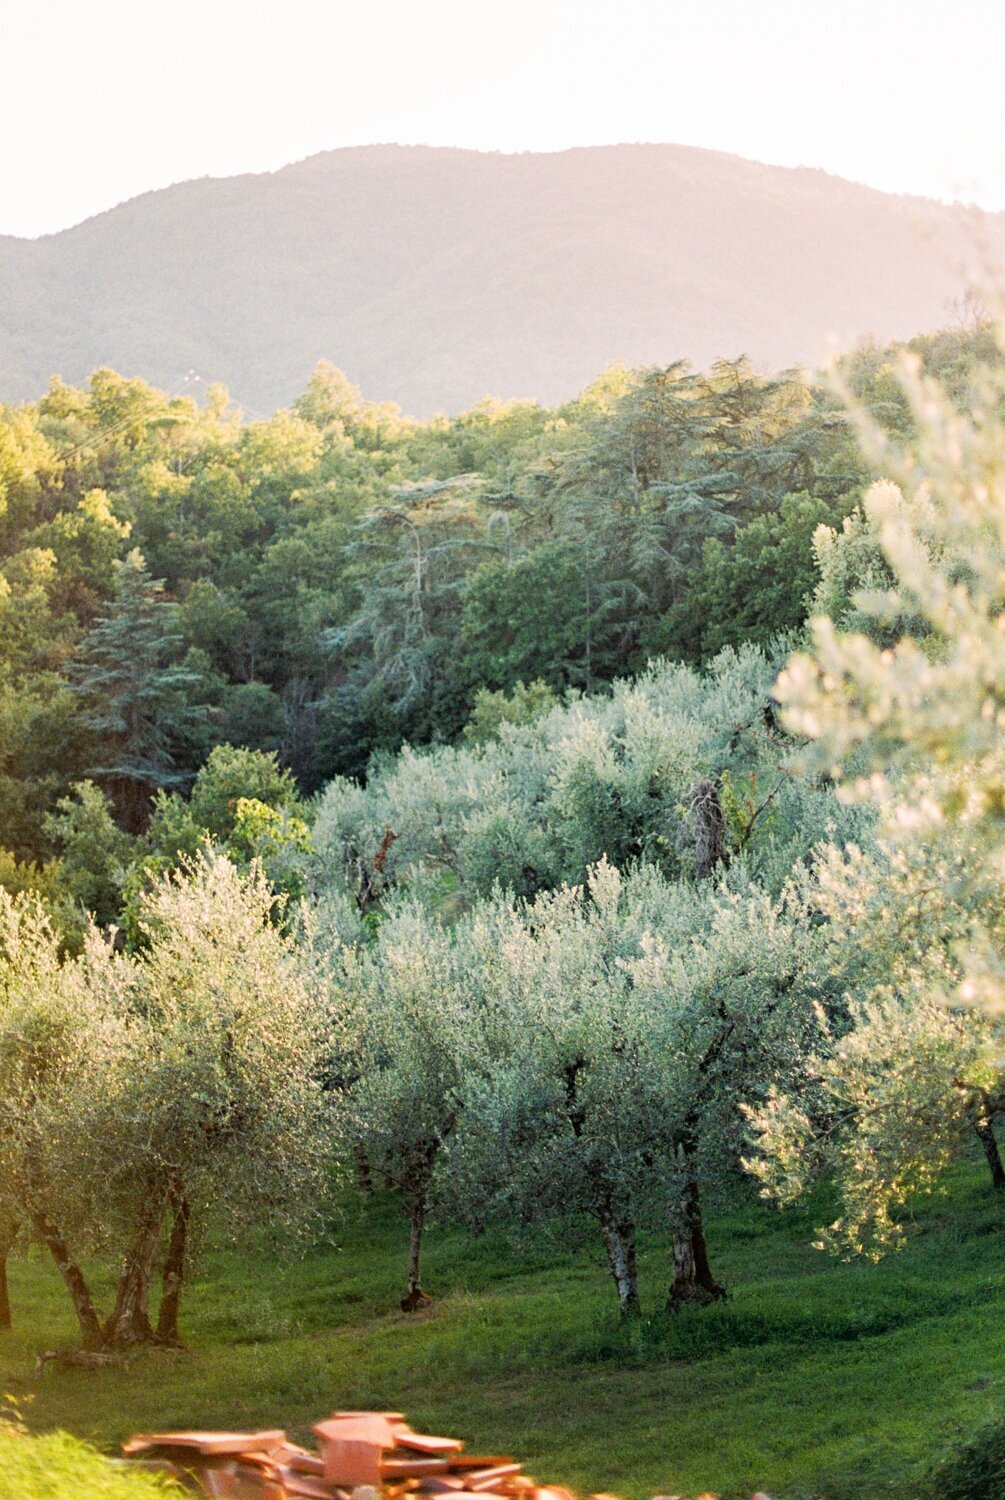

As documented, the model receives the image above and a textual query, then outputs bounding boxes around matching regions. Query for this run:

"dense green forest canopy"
[0,320,993,888]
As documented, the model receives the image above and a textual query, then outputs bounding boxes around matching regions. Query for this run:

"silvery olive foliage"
[0,855,334,1345]
[746,837,1001,1256]
[128,854,333,1241]
[0,891,135,1260]
[777,328,1005,1020]
[312,644,863,910]
[749,330,1005,1254]
[311,638,877,1309]
[328,858,830,1315]
[327,897,495,1304]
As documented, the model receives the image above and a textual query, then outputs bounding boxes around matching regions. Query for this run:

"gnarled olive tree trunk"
[690,778,729,880]
[28,1206,104,1351]
[155,1186,190,1346]
[599,1202,641,1318]
[27,1185,191,1351]
[103,1194,168,1346]
[666,1127,727,1311]
[667,1172,727,1309]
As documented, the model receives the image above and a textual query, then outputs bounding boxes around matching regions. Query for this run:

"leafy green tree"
[187,743,301,841]
[68,550,208,828]
[0,849,60,906]
[119,747,305,944]
[24,489,131,621]
[0,404,60,553]
[0,676,91,862]
[460,540,628,692]
[0,547,79,679]
[227,797,314,906]
[330,475,492,742]
[694,490,846,657]
[175,581,255,684]
[218,681,285,753]
[295,359,413,453]
[44,780,135,932]
[461,679,558,744]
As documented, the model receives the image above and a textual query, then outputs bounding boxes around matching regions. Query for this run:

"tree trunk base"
[29,1208,104,1351]
[402,1191,432,1314]
[102,1313,155,1348]
[400,1287,434,1313]
[151,1331,187,1351]
[103,1198,167,1349]
[666,1274,728,1311]
[668,1168,727,1313]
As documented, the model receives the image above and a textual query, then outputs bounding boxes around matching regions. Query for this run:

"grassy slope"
[0,1429,182,1499]
[2,1161,1004,1500]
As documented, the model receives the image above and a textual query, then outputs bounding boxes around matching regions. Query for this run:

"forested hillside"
[0,324,994,898]
[5,319,1005,1500]
[2,144,1002,415]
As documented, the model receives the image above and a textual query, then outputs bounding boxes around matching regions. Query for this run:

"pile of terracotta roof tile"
[121,1411,771,1500]
[122,1412,562,1500]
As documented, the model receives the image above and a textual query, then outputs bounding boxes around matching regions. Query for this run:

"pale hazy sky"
[3,0,1004,238]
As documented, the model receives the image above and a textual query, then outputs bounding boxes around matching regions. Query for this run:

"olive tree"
[776,331,1005,1019]
[746,838,1004,1257]
[747,326,1005,1253]
[645,870,829,1306]
[108,854,333,1344]
[0,893,135,1347]
[329,901,477,1309]
[311,644,858,910]
[442,863,671,1318]
[439,861,828,1316]
[0,857,333,1350]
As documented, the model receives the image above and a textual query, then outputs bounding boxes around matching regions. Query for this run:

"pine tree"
[68,550,206,830]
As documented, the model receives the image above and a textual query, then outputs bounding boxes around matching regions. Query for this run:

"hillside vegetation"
[1,144,1002,415]
[4,320,1005,1500]
[0,323,990,878]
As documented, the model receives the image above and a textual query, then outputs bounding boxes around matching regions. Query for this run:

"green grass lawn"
[2,1160,1004,1500]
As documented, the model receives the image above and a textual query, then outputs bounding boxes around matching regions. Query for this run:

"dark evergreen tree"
[68,550,208,829]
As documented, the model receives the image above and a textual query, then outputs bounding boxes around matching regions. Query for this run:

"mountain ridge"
[2,143,1001,415]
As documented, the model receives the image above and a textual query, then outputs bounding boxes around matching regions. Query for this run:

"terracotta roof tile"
[122,1409,768,1500]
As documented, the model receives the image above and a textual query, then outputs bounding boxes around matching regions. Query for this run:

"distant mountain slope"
[1,144,1001,416]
